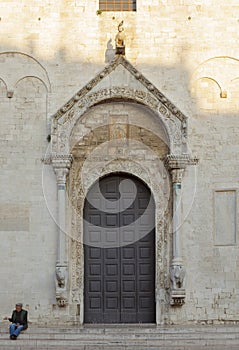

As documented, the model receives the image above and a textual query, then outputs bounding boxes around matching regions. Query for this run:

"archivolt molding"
[54,55,187,123]
[80,158,167,201]
[69,158,170,307]
[52,87,187,156]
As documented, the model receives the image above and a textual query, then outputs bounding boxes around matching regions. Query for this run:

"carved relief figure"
[170,265,186,289]
[109,124,128,140]
[55,266,68,307]
[56,266,66,288]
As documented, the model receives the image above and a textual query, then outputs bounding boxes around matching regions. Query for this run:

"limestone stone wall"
[0,0,239,324]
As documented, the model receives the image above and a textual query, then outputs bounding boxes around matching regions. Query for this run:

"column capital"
[52,154,73,185]
[165,154,198,184]
[171,168,185,184]
[51,154,73,169]
[54,168,69,186]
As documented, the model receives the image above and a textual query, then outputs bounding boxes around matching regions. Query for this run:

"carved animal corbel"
[56,266,66,288]
[170,264,186,290]
[55,266,68,307]
[170,264,186,306]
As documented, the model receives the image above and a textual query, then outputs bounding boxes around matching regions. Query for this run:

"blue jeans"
[9,323,24,337]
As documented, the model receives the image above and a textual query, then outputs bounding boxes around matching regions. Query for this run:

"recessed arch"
[0,51,51,92]
[69,100,170,155]
[15,75,49,93]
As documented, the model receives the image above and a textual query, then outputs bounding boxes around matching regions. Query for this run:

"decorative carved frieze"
[51,86,187,156]
[53,56,187,124]
[42,154,73,165]
[165,154,199,170]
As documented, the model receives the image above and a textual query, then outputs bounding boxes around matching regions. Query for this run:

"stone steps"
[0,325,239,350]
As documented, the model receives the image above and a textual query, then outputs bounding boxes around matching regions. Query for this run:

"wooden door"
[84,174,155,323]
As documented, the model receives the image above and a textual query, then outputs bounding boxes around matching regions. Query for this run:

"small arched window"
[99,0,136,11]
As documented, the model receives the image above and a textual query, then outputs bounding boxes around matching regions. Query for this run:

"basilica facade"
[0,0,238,325]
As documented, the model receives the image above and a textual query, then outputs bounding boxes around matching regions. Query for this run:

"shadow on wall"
[1,42,239,151]
[105,39,115,63]
[0,42,195,116]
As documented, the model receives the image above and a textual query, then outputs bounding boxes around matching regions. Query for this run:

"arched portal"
[50,56,198,319]
[83,173,156,323]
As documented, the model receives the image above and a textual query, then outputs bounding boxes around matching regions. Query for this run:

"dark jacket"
[9,309,28,330]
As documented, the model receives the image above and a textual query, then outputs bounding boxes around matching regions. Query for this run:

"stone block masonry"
[0,0,238,325]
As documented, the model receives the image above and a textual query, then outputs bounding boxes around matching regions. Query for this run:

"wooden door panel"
[84,174,155,323]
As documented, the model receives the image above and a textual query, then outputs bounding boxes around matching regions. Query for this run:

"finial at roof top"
[115,21,125,56]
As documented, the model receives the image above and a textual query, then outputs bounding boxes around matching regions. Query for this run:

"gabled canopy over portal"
[51,55,190,157]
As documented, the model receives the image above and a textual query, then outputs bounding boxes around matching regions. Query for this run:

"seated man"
[4,303,28,340]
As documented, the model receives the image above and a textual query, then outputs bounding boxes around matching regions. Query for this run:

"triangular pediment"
[53,55,186,124]
[51,55,193,156]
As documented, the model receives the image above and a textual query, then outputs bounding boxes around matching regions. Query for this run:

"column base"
[56,291,68,307]
[170,289,186,306]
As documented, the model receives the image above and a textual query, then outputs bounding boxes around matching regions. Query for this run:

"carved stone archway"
[47,55,198,321]
[70,159,169,324]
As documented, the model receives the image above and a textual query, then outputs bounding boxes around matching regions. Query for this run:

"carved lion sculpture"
[56,293,68,307]
[55,267,66,288]
[170,265,186,289]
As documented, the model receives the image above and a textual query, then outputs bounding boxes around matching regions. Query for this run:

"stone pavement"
[0,324,239,350]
